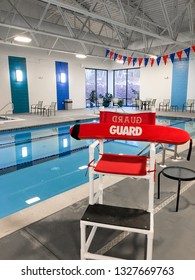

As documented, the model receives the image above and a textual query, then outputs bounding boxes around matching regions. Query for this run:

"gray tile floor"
[0,108,195,260]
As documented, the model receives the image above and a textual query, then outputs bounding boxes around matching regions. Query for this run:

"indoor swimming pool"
[0,116,195,218]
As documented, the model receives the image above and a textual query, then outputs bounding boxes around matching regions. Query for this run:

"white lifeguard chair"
[70,111,191,260]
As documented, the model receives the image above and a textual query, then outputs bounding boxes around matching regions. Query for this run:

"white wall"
[140,61,173,108]
[27,58,56,106]
[0,55,12,113]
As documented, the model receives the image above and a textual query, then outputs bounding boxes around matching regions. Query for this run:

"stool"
[170,105,178,112]
[80,204,153,260]
[158,166,195,211]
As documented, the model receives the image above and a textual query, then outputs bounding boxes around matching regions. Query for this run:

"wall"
[0,55,12,113]
[139,61,173,108]
[0,43,195,114]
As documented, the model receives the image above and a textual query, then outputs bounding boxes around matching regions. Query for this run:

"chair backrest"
[37,101,43,108]
[50,102,56,109]
[98,98,103,104]
[163,99,170,104]
[113,98,119,104]
[100,111,156,124]
[187,99,194,105]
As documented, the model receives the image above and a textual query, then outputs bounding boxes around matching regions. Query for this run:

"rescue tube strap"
[85,159,95,176]
[187,138,193,161]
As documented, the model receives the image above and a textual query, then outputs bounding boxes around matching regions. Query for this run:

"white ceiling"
[0,0,194,59]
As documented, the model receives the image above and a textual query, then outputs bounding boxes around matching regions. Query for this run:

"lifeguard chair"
[70,111,191,260]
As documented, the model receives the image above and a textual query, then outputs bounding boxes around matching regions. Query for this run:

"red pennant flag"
[118,54,123,60]
[150,58,155,66]
[127,56,132,65]
[138,58,143,66]
[162,55,168,65]
[176,50,183,60]
[192,45,195,52]
[109,51,114,59]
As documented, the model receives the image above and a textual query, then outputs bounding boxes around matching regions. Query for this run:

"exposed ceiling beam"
[0,21,150,56]
[39,0,181,44]
[159,0,174,39]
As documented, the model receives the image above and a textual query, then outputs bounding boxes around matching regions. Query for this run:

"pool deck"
[0,107,195,260]
[0,107,195,132]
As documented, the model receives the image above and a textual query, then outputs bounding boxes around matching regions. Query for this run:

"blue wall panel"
[8,56,29,113]
[171,59,189,110]
[55,61,69,110]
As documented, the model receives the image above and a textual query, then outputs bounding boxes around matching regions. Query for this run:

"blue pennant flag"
[156,56,161,66]
[123,56,127,64]
[184,47,190,58]
[105,49,110,57]
[170,53,175,63]
[144,58,149,67]
[114,53,118,61]
[133,58,137,66]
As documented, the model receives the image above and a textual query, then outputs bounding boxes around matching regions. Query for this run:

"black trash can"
[64,99,73,110]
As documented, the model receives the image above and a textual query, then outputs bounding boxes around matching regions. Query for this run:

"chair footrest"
[81,204,150,230]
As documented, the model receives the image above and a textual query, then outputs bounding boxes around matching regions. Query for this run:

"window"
[85,69,108,107]
[114,68,140,105]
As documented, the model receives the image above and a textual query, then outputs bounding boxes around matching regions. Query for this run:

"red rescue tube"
[70,123,190,145]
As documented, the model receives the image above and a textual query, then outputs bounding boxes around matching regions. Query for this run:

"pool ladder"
[138,143,180,167]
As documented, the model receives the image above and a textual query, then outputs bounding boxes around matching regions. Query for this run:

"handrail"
[138,142,180,167]
[0,102,14,114]
[137,142,163,156]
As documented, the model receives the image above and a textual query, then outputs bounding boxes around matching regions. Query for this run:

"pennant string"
[106,45,194,66]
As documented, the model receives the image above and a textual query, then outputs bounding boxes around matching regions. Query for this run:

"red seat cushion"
[94,153,148,176]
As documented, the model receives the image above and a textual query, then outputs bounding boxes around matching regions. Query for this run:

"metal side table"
[158,166,195,212]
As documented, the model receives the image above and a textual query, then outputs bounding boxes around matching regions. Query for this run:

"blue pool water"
[0,116,195,218]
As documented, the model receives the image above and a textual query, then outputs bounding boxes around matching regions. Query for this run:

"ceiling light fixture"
[116,59,124,64]
[149,55,157,59]
[75,54,87,59]
[14,36,32,43]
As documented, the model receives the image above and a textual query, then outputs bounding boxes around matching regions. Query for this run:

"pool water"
[0,116,194,218]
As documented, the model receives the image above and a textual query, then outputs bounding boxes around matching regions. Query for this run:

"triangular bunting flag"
[138,58,143,67]
[127,56,132,66]
[192,45,195,52]
[150,57,155,66]
[162,55,168,65]
[144,58,149,67]
[176,50,183,60]
[184,47,190,58]
[156,56,161,66]
[170,53,175,63]
[109,51,114,59]
[133,58,137,66]
[105,49,110,57]
[123,56,127,64]
[114,53,118,61]
[118,54,123,60]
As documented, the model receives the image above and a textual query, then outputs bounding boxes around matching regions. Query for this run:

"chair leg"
[146,231,153,260]
[157,171,162,199]
[80,222,86,260]
[89,169,95,205]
